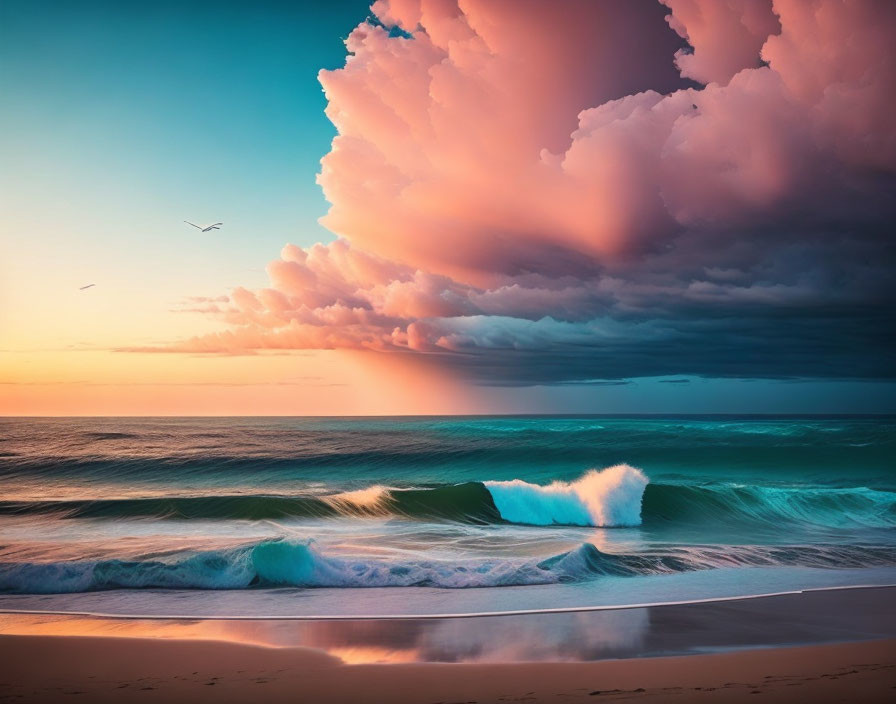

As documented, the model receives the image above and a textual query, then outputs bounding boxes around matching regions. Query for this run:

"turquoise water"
[0,416,894,616]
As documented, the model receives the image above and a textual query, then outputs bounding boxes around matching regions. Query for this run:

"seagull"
[79,284,95,290]
[184,221,223,232]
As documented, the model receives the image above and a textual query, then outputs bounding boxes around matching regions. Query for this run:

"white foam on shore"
[1,582,893,621]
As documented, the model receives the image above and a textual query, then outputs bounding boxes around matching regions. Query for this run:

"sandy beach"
[0,632,893,703]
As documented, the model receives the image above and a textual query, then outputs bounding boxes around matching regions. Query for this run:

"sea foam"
[484,464,648,527]
[3,539,895,594]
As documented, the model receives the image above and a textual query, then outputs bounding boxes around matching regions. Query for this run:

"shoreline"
[1,581,893,621]
[2,581,894,702]
[2,586,894,664]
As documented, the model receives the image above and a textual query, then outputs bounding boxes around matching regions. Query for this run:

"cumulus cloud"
[662,0,780,85]
[168,0,896,384]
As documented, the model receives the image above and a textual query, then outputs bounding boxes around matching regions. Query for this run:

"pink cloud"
[158,0,896,384]
[662,0,780,85]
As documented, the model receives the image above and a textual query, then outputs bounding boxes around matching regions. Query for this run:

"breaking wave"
[1,464,894,530]
[484,465,647,526]
[2,539,895,594]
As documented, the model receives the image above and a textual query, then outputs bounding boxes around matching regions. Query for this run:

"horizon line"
[2,413,894,419]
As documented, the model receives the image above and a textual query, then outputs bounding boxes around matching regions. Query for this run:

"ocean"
[1,416,894,618]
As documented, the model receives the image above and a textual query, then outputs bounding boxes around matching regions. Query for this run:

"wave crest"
[485,464,648,527]
[2,467,895,531]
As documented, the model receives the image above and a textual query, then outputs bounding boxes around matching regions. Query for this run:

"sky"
[1,0,894,415]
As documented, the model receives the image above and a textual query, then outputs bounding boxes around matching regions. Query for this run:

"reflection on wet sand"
[0,608,649,663]
[1,587,894,664]
[290,609,650,663]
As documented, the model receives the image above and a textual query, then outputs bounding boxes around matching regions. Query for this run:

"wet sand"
[1,587,895,703]
[2,586,895,661]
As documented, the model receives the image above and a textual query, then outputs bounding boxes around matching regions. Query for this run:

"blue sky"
[1,0,369,264]
[1,0,369,359]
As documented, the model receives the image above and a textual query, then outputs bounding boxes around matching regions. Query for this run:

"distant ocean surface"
[1,416,894,618]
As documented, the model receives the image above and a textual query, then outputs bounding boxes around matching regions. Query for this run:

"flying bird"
[79,284,95,290]
[184,221,223,232]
